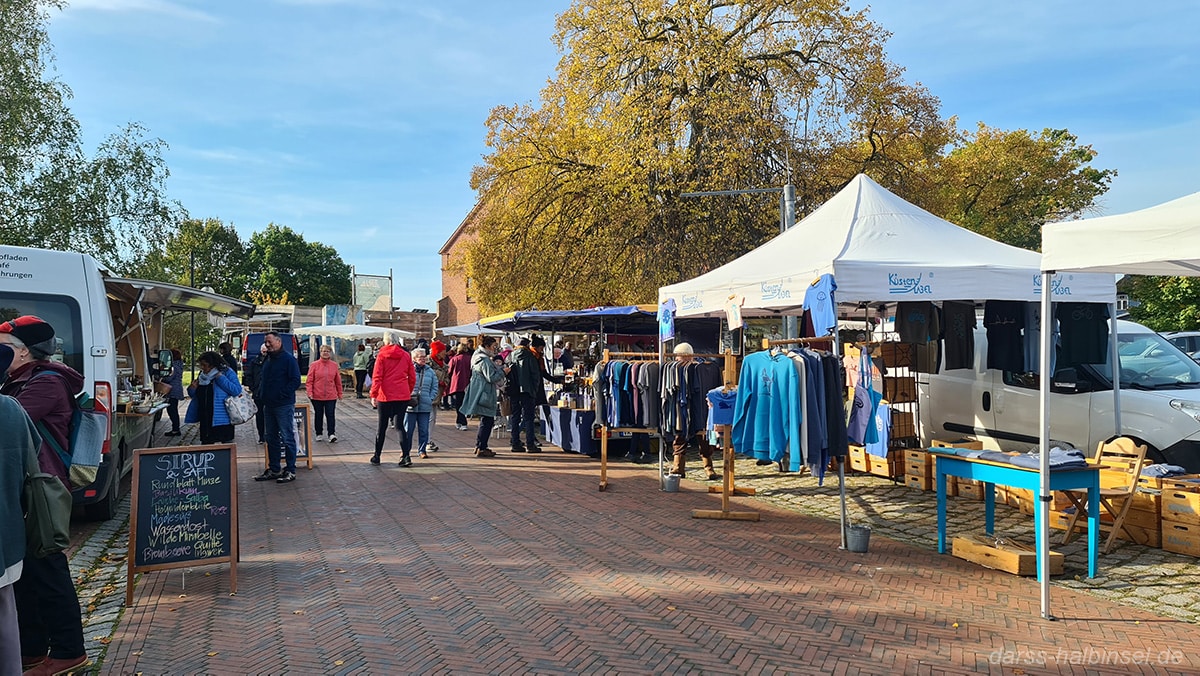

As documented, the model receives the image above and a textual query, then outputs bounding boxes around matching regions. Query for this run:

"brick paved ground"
[91,397,1200,674]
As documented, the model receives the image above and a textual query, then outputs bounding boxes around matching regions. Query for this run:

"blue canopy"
[479,305,660,334]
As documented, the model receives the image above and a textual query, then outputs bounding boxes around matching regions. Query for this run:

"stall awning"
[294,324,415,340]
[104,278,256,319]
[478,305,660,334]
[436,321,506,337]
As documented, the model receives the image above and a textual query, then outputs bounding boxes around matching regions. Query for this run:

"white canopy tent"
[660,174,1116,315]
[1037,189,1200,618]
[294,324,415,341]
[659,173,1117,605]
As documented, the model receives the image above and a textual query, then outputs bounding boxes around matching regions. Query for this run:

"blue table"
[934,453,1101,579]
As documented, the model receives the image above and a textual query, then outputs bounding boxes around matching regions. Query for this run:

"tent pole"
[1039,273,1054,619]
[1110,302,1121,435]
[832,317,847,550]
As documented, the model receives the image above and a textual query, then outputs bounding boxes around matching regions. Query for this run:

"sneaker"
[315,434,324,442]
[418,451,429,459]
[526,444,542,454]
[456,424,468,431]
[164,430,181,437]
[329,434,338,443]
[427,442,439,452]
[398,458,412,468]
[276,471,296,483]
[257,437,267,444]
[370,454,381,465]
[510,445,527,453]
[631,455,654,464]
[476,448,496,458]
[254,469,281,482]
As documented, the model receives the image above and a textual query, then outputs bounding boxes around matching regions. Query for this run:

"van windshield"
[1093,331,1200,389]
[0,293,85,376]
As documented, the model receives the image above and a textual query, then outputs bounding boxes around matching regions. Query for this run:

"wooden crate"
[905,449,932,468]
[866,450,903,478]
[952,534,1063,576]
[1163,521,1200,557]
[931,438,984,451]
[1162,490,1200,526]
[884,376,917,403]
[906,474,932,491]
[879,342,913,368]
[849,445,867,472]
[1161,476,1200,492]
[1051,510,1162,548]
[956,479,984,501]
[890,410,915,438]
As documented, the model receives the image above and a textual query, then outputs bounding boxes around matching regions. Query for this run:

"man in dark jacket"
[0,316,88,674]
[255,331,302,484]
[241,345,268,443]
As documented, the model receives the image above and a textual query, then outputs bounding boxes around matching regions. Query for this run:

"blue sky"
[47,0,1199,313]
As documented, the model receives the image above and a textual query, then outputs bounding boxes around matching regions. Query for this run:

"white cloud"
[64,0,218,22]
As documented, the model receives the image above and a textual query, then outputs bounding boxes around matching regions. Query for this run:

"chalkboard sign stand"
[126,444,239,607]
[262,403,315,470]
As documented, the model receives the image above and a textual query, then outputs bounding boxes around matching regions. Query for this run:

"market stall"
[659,174,1116,547]
[1038,188,1200,618]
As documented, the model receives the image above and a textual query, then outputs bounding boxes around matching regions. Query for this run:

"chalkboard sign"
[261,403,314,470]
[126,444,238,606]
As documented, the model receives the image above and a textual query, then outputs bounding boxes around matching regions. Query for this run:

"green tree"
[245,224,351,306]
[1126,276,1200,331]
[0,0,182,271]
[920,125,1115,251]
[129,218,251,297]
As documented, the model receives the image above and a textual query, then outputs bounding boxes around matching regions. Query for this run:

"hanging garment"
[846,351,882,446]
[896,301,939,344]
[731,351,801,463]
[864,404,893,458]
[803,274,838,337]
[942,301,976,370]
[1056,302,1110,365]
[984,300,1026,372]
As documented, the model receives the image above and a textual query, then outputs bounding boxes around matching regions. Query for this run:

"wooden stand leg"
[599,427,608,492]
[693,419,759,520]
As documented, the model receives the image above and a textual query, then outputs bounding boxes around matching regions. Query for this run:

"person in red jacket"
[305,344,343,443]
[447,343,472,430]
[369,331,416,466]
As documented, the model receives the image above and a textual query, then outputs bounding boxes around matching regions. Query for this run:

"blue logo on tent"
[1034,275,1073,297]
[761,282,791,300]
[889,272,933,295]
[681,295,703,311]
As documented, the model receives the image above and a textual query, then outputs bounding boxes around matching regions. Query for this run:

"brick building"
[436,202,483,329]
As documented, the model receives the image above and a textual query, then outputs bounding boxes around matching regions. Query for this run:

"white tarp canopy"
[436,321,506,337]
[294,324,414,340]
[1042,190,1200,275]
[660,174,1116,314]
[1036,188,1200,619]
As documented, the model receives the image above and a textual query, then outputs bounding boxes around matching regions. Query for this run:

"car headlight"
[1170,399,1200,423]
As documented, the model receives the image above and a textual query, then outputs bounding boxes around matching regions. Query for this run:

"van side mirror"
[156,349,173,376]
[1051,368,1091,394]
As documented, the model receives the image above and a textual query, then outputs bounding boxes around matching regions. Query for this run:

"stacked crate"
[1161,477,1200,556]
[1050,457,1160,548]
[849,444,903,478]
[905,449,933,491]
[930,439,984,500]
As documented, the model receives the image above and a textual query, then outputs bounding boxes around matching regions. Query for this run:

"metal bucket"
[846,525,871,553]
[662,474,680,492]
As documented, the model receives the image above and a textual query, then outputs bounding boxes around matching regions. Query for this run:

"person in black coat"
[241,345,268,443]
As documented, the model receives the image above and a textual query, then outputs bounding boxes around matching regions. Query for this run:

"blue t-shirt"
[865,404,892,458]
[659,298,676,342]
[803,274,838,336]
[706,387,737,429]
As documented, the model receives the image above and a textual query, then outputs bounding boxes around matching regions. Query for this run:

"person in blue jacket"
[185,350,242,444]
[404,348,442,460]
[255,331,302,484]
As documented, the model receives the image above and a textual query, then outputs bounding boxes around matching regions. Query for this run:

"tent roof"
[660,174,1115,317]
[105,278,255,319]
[479,305,661,334]
[1042,191,1200,275]
[293,324,414,340]
[436,321,506,337]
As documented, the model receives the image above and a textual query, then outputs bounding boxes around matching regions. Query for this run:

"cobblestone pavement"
[63,398,1200,673]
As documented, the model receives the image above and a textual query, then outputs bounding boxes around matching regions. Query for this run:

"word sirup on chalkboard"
[127,444,239,606]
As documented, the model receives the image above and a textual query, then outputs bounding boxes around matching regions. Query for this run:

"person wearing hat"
[0,316,89,674]
[0,343,42,675]
[668,342,720,481]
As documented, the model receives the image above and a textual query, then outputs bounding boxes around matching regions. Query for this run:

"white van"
[0,244,253,519]
[920,319,1200,471]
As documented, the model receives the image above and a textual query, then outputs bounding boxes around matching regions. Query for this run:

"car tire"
[83,444,125,521]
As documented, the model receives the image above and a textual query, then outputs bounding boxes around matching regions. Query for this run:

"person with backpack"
[0,316,89,675]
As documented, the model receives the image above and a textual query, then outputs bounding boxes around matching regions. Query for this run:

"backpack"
[29,371,106,489]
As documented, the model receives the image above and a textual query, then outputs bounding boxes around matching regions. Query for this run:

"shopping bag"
[24,443,72,558]
[224,389,258,425]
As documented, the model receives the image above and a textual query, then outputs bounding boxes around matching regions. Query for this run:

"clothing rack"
[596,351,662,492]
[758,333,852,548]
